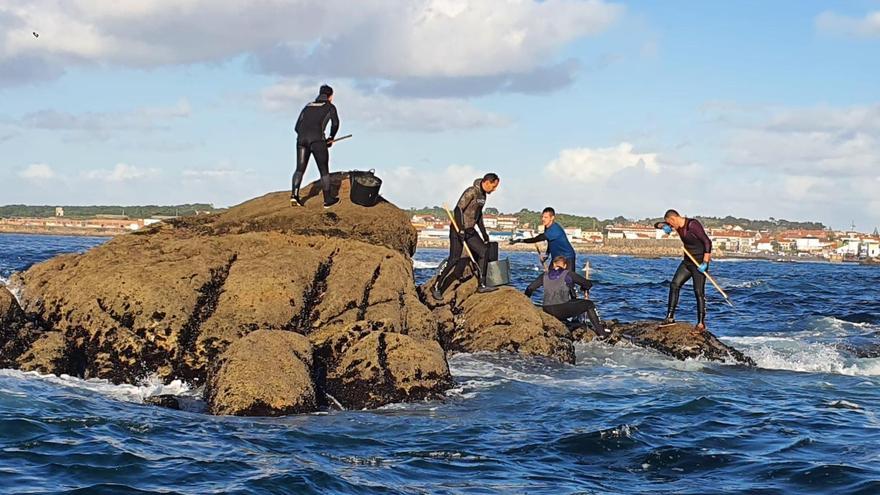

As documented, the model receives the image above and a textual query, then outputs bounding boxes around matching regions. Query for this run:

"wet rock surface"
[206,330,317,416]
[573,320,756,365]
[419,275,576,364]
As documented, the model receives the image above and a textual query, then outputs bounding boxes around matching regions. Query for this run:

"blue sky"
[1,0,878,231]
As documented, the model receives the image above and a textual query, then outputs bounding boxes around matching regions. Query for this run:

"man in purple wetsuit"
[655,209,712,331]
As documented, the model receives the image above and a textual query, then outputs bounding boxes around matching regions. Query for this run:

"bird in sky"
[33,31,39,38]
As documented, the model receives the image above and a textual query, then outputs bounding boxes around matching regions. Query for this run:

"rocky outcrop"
[6,176,452,415]
[574,320,755,365]
[419,276,576,364]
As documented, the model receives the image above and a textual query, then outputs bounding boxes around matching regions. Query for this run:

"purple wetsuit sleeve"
[691,221,712,253]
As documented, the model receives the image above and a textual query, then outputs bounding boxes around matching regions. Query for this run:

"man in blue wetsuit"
[509,207,577,270]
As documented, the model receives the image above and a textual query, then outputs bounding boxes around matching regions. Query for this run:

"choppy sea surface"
[1,233,879,494]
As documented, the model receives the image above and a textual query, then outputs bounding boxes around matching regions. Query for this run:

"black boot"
[291,171,304,206]
[321,176,338,208]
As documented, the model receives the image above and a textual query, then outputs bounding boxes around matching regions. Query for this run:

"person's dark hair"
[542,207,556,216]
[319,84,334,96]
[482,172,499,183]
[664,209,680,219]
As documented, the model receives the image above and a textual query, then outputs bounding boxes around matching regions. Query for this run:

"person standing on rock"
[509,206,577,271]
[291,84,340,208]
[432,173,500,300]
[655,209,712,331]
[524,256,611,339]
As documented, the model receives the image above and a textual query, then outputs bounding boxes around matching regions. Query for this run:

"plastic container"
[485,259,510,287]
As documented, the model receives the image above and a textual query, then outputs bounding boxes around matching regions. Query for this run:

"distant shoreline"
[0,225,122,237]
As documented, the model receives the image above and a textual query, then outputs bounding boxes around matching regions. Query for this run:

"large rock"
[4,176,451,416]
[206,330,316,416]
[575,320,755,365]
[311,321,452,410]
[420,276,576,364]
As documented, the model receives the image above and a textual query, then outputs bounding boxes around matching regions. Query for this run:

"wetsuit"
[667,218,712,325]
[292,94,339,203]
[435,179,491,293]
[519,222,577,270]
[525,268,605,335]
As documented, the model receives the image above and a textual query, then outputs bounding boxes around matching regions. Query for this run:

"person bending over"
[291,84,340,208]
[432,173,501,300]
[655,209,712,331]
[524,256,610,339]
[509,207,577,271]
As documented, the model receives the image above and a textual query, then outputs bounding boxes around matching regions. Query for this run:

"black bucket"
[350,169,382,207]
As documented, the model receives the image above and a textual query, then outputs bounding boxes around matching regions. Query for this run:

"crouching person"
[524,256,611,339]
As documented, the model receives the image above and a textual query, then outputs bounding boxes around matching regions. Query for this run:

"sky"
[1,0,879,231]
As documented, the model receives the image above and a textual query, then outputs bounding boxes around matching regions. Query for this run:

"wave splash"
[0,369,197,404]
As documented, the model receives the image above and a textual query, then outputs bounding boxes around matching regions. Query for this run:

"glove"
[697,262,708,273]
[662,224,673,235]
[508,239,521,245]
[326,137,334,148]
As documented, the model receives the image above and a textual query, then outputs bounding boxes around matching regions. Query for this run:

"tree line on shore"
[0,204,218,219]
[408,206,827,232]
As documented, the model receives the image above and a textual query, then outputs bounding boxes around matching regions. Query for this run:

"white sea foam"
[726,336,880,376]
[725,279,766,289]
[413,260,440,269]
[0,369,198,403]
[0,275,23,305]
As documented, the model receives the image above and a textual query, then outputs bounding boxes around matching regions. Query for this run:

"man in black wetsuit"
[432,173,500,300]
[655,209,712,331]
[525,256,611,339]
[292,84,340,208]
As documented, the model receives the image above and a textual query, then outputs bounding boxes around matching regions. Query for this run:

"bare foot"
[694,323,706,333]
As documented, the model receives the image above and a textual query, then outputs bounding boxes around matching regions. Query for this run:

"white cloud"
[709,103,880,177]
[379,164,481,208]
[545,142,661,183]
[82,163,159,182]
[18,163,56,180]
[1,0,621,93]
[816,10,880,38]
[182,168,243,179]
[263,80,509,131]
[19,99,191,135]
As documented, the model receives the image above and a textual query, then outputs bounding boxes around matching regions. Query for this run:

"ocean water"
[2,234,879,494]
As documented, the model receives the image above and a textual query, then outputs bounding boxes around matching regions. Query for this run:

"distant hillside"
[408,207,826,232]
[0,204,218,219]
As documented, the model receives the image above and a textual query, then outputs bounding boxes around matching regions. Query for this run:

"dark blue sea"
[1,233,879,494]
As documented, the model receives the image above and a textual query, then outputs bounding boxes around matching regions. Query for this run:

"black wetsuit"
[525,268,604,335]
[292,94,339,203]
[667,218,712,325]
[435,179,491,293]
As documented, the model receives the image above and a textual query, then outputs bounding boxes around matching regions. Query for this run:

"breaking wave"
[412,260,440,269]
[727,335,880,376]
[0,369,198,404]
